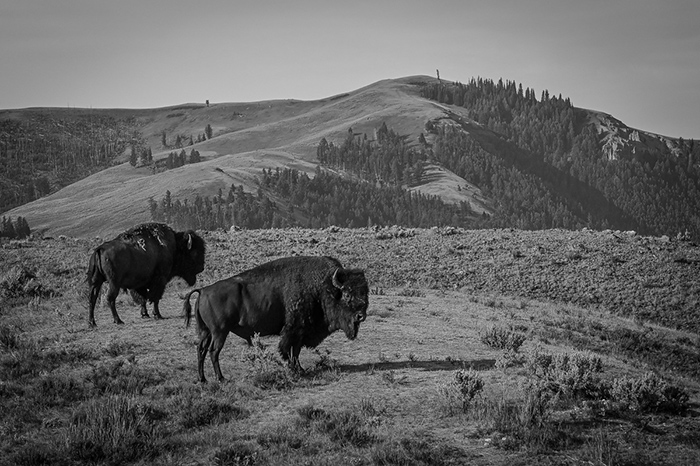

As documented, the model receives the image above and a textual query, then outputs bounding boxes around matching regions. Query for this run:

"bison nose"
[356,312,366,323]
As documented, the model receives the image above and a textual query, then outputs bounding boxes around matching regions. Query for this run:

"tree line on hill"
[0,114,143,213]
[0,114,217,215]
[130,147,202,170]
[260,166,473,228]
[421,78,700,238]
[148,184,278,231]
[159,124,213,149]
[317,124,428,187]
[0,216,31,239]
[149,163,475,231]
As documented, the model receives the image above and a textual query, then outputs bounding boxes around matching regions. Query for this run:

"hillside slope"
[4,75,696,239]
[5,76,485,238]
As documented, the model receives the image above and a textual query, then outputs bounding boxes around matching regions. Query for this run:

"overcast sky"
[1,0,698,138]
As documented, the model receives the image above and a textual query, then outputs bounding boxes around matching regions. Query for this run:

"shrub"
[103,338,135,357]
[297,405,377,448]
[480,325,526,352]
[495,348,525,369]
[34,373,90,407]
[372,434,467,466]
[177,395,250,428]
[526,348,603,399]
[468,392,558,452]
[64,395,159,464]
[213,441,260,465]
[244,334,297,390]
[438,369,484,413]
[257,422,310,451]
[88,359,163,395]
[610,372,689,414]
[0,323,22,350]
[0,265,36,298]
[3,444,69,466]
[397,288,425,297]
[519,380,557,428]
[453,369,484,411]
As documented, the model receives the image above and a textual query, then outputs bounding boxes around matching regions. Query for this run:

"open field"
[2,227,700,465]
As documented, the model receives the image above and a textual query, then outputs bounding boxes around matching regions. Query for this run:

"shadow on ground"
[336,358,496,373]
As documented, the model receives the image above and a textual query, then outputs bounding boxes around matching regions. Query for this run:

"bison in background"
[182,256,369,382]
[87,222,205,327]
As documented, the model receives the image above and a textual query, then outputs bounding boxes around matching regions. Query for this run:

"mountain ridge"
[2,75,696,239]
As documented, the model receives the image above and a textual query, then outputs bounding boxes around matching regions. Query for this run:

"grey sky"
[1,0,698,138]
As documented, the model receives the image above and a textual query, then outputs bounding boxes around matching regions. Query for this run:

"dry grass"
[5,76,485,239]
[2,229,700,465]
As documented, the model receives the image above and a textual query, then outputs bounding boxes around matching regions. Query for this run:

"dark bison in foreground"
[182,256,369,382]
[87,223,205,327]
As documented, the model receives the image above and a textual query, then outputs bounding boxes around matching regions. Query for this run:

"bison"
[87,222,206,327]
[182,256,369,382]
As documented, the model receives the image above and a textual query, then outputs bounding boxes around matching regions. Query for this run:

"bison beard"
[87,222,205,326]
[182,256,369,382]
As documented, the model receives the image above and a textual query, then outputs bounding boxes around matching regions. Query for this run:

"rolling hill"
[1,75,698,239]
[3,76,487,238]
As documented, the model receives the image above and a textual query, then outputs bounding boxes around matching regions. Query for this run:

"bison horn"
[332,268,343,289]
[187,233,193,250]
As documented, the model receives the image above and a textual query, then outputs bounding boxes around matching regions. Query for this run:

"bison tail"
[182,289,201,328]
[86,248,103,285]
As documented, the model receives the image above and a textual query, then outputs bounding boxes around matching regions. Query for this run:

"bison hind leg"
[130,289,150,318]
[106,283,124,325]
[88,280,104,327]
[209,332,229,383]
[197,329,212,383]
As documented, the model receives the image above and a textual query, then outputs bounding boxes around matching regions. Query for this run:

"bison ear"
[332,268,344,289]
[187,233,193,250]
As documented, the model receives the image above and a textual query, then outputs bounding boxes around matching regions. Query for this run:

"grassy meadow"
[1,227,700,465]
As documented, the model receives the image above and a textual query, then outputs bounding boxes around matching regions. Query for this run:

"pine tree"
[14,217,30,238]
[129,145,138,166]
[3,217,17,238]
[189,149,201,164]
[205,124,213,140]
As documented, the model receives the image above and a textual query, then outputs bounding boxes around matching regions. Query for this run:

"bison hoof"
[141,314,150,319]
[290,363,306,374]
[153,314,163,320]
[115,320,125,325]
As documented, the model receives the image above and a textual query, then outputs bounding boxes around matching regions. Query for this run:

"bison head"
[173,230,206,286]
[329,267,369,340]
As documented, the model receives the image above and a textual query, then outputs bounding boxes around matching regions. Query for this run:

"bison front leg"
[152,300,165,320]
[290,343,305,373]
[149,280,168,319]
[279,334,305,372]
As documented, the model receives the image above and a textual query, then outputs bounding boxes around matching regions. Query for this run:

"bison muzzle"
[182,256,369,382]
